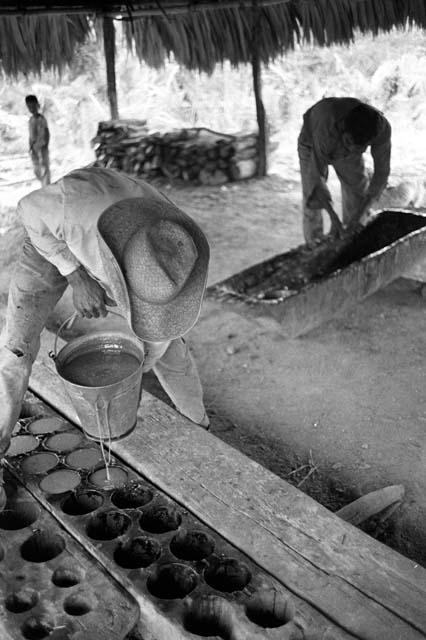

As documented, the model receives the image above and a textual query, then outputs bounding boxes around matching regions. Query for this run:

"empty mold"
[140,504,182,534]
[43,432,82,453]
[5,588,39,613]
[39,469,81,494]
[21,452,58,476]
[21,613,54,639]
[0,502,40,530]
[170,529,215,561]
[64,447,103,470]
[20,530,65,563]
[111,480,153,509]
[245,589,295,628]
[61,490,104,516]
[204,558,251,592]
[63,590,96,616]
[184,595,236,638]
[86,510,131,540]
[7,435,39,457]
[51,564,84,587]
[147,563,198,599]
[114,536,161,569]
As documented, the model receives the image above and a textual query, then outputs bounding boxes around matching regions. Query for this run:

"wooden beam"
[251,0,267,177]
[103,16,119,120]
[0,0,290,18]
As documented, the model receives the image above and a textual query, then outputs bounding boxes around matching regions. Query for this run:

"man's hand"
[66,266,116,319]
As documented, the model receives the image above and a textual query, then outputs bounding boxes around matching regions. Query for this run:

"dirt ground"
[2,169,426,566]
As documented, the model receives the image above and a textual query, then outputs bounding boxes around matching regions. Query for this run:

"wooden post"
[251,0,267,177]
[103,16,119,120]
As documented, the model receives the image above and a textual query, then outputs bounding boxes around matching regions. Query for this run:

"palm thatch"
[0,1,425,76]
[0,15,91,76]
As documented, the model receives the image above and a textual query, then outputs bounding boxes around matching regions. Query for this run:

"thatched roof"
[1,1,426,76]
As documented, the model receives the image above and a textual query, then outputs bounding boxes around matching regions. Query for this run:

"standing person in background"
[298,97,391,247]
[25,94,51,186]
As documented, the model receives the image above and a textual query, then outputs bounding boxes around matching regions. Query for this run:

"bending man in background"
[298,97,391,247]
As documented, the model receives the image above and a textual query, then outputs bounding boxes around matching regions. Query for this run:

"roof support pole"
[103,16,119,120]
[251,0,267,177]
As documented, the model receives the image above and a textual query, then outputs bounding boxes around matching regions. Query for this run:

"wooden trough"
[207,210,426,337]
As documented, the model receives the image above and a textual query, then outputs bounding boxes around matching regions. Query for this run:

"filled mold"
[51,564,84,587]
[39,469,81,494]
[65,447,103,470]
[21,452,58,476]
[28,416,69,435]
[21,613,54,639]
[89,465,128,489]
[7,435,39,457]
[44,431,82,453]
[184,595,236,637]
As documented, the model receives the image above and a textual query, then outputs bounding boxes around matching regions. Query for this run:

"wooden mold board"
[28,330,426,640]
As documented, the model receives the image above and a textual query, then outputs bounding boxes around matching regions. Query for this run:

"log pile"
[92,121,259,185]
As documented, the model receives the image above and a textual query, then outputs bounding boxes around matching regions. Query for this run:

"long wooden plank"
[29,331,426,640]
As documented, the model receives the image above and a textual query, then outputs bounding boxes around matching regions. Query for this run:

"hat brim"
[97,196,210,342]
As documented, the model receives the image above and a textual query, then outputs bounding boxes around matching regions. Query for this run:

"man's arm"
[368,117,392,201]
[18,187,114,318]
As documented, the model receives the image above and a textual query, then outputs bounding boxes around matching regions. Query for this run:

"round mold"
[28,416,70,435]
[44,432,82,453]
[204,558,251,592]
[21,614,55,639]
[52,564,84,588]
[139,504,182,534]
[245,589,295,628]
[88,466,128,490]
[21,530,65,563]
[61,490,104,516]
[147,563,198,599]
[170,530,215,561]
[86,510,131,540]
[114,536,161,569]
[184,595,235,637]
[63,591,95,616]
[6,435,39,457]
[39,469,81,495]
[65,447,103,470]
[111,481,153,509]
[5,588,39,613]
[0,501,40,530]
[21,452,59,476]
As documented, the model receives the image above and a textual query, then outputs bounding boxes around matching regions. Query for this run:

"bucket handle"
[49,310,125,360]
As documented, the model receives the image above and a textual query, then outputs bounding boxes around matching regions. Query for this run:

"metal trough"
[207,209,426,338]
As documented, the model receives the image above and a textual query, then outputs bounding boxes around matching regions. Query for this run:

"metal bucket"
[50,314,144,442]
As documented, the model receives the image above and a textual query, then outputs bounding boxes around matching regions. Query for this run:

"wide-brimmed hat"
[97,195,210,342]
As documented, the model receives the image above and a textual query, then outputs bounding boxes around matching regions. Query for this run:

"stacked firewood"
[92,121,259,184]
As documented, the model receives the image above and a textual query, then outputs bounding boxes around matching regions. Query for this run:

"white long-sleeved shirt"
[17,166,168,293]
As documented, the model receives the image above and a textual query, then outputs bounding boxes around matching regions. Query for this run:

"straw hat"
[97,195,210,342]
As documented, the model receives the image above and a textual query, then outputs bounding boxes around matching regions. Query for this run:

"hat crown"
[122,220,198,305]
